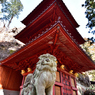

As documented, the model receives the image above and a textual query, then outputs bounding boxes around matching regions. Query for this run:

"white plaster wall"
[0,89,20,95]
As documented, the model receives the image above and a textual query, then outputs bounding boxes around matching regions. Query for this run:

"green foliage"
[80,38,95,62]
[0,0,6,3]
[82,0,95,34]
[0,0,23,27]
[84,89,95,95]
[88,70,95,81]
[81,39,93,59]
[77,73,90,86]
[84,85,95,95]
[9,50,15,54]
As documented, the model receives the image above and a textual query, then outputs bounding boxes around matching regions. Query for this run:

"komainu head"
[33,53,57,78]
[37,53,57,71]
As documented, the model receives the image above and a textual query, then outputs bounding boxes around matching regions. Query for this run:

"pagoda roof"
[0,0,95,73]
[21,0,79,27]
[1,23,95,73]
[15,0,85,44]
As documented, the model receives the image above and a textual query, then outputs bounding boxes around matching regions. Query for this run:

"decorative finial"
[27,67,32,72]
[21,70,26,75]
[69,70,73,74]
[60,65,65,70]
[74,73,78,77]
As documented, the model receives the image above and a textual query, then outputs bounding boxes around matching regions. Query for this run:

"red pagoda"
[0,0,95,95]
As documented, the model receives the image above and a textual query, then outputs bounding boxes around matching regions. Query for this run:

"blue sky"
[10,0,95,38]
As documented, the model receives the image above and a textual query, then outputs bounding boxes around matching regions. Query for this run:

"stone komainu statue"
[21,53,57,95]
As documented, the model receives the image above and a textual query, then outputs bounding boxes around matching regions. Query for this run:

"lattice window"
[54,69,78,95]
[62,74,72,95]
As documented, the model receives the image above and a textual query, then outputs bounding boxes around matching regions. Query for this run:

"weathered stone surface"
[0,27,24,61]
[21,53,57,95]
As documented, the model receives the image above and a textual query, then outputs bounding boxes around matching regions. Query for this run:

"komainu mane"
[21,53,57,95]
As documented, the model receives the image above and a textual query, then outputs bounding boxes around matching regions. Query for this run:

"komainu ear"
[39,53,57,62]
[38,53,49,59]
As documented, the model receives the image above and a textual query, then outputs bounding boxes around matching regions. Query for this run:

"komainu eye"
[45,58,50,62]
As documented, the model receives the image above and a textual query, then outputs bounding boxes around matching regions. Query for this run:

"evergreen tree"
[0,0,23,28]
[0,0,6,3]
[82,0,95,35]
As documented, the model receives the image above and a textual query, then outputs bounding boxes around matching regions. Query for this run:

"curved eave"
[15,2,84,44]
[1,24,95,72]
[22,0,79,28]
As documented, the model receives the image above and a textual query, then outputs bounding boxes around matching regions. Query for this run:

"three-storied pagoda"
[0,0,95,95]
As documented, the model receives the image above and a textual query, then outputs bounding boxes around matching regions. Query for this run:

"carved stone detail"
[21,53,57,95]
